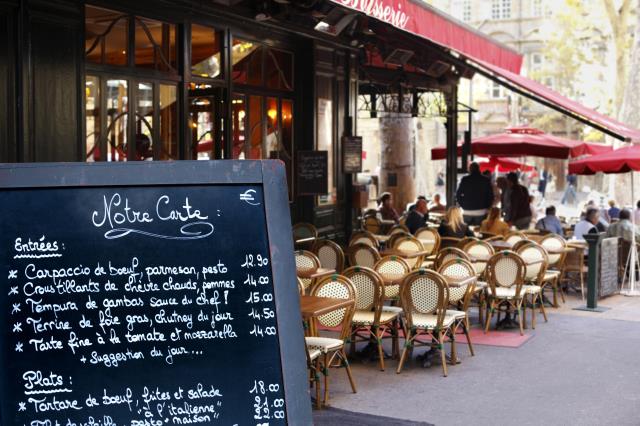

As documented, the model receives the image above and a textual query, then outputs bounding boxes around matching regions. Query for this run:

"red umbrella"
[568,144,640,175]
[431,127,611,160]
[477,156,534,173]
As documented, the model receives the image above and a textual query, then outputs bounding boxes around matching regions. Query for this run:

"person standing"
[538,169,550,198]
[505,172,531,230]
[561,174,577,205]
[607,200,621,221]
[455,162,494,226]
[406,198,429,234]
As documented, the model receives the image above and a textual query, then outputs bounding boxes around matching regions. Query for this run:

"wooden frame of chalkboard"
[0,160,312,425]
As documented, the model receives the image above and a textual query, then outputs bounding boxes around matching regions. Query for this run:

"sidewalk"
[320,295,640,426]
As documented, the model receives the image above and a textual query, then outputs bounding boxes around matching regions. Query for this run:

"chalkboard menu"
[296,151,328,195]
[599,237,619,297]
[0,161,311,425]
[342,136,362,174]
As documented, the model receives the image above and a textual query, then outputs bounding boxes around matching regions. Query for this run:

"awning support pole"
[445,85,459,207]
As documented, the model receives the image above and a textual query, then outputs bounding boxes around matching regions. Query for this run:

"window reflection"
[106,79,128,162]
[232,95,246,159]
[135,17,177,72]
[135,82,154,161]
[85,76,100,162]
[191,24,222,79]
[190,97,214,160]
[232,39,262,85]
[160,84,178,160]
[85,6,128,66]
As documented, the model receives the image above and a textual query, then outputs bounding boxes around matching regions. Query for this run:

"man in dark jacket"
[505,172,531,229]
[456,162,494,226]
[406,198,429,234]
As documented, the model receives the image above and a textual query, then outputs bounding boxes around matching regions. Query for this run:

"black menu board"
[296,151,328,195]
[0,161,311,425]
[342,136,362,174]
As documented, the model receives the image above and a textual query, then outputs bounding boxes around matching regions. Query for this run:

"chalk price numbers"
[242,254,276,339]
[249,379,285,422]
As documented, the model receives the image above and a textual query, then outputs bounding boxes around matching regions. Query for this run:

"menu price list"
[0,186,287,426]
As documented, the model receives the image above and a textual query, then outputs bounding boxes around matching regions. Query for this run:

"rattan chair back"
[394,235,425,269]
[438,259,476,305]
[349,231,378,247]
[374,255,411,300]
[293,222,318,239]
[388,224,410,235]
[511,239,533,252]
[295,250,321,290]
[313,239,345,273]
[364,216,383,234]
[486,251,526,296]
[388,231,411,249]
[540,234,567,269]
[310,275,356,340]
[415,227,440,255]
[347,243,381,269]
[516,242,548,283]
[439,236,461,250]
[434,247,471,270]
[505,231,526,245]
[457,236,479,249]
[343,266,384,315]
[297,277,305,296]
[400,269,449,328]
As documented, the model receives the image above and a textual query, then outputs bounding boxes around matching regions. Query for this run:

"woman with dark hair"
[377,192,400,223]
[438,206,475,238]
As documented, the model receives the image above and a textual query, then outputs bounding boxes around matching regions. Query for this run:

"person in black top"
[406,198,429,234]
[456,162,494,226]
[438,206,475,238]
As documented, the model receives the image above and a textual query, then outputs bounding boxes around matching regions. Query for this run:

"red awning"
[327,0,522,74]
[569,145,640,175]
[477,157,534,173]
[468,60,640,143]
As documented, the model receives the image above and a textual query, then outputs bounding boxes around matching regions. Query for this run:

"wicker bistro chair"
[343,266,401,371]
[394,235,427,270]
[516,242,549,328]
[457,236,479,249]
[484,251,527,335]
[313,239,345,273]
[396,269,457,376]
[505,231,526,246]
[562,245,587,299]
[463,240,495,278]
[374,256,411,304]
[511,239,533,252]
[540,234,568,306]
[415,227,441,255]
[437,259,477,358]
[304,342,323,408]
[388,224,410,235]
[305,275,357,405]
[387,231,411,249]
[349,231,378,248]
[293,222,318,250]
[364,215,383,234]
[295,250,321,293]
[347,243,381,269]
[434,247,471,271]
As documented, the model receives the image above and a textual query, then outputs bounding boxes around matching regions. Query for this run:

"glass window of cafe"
[85,5,179,162]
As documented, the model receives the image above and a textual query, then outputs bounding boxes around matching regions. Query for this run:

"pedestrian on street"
[505,172,531,230]
[455,162,493,226]
[561,174,577,205]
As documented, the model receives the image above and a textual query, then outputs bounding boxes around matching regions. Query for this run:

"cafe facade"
[0,0,528,240]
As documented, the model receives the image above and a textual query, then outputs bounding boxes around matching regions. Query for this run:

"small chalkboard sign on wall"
[296,151,328,195]
[599,237,619,297]
[342,136,363,174]
[0,161,311,425]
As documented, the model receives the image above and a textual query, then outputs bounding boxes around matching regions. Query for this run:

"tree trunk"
[603,0,632,115]
[379,114,416,213]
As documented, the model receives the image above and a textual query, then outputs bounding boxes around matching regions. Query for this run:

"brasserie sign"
[335,0,410,29]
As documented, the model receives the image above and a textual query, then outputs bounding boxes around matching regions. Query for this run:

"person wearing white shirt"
[573,208,600,241]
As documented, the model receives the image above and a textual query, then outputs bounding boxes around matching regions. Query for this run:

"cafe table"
[295,236,317,246]
[494,259,543,330]
[489,240,513,251]
[299,295,354,336]
[373,234,391,244]
[380,248,432,258]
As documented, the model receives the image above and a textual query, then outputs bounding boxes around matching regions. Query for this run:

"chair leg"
[438,331,448,377]
[462,318,475,356]
[314,359,321,409]
[551,279,559,307]
[322,353,330,406]
[376,328,385,371]
[517,302,524,336]
[522,297,527,329]
[531,294,537,330]
[559,277,566,303]
[539,291,548,322]
[449,329,458,365]
[484,300,495,333]
[341,350,357,394]
[396,334,411,374]
[579,270,585,301]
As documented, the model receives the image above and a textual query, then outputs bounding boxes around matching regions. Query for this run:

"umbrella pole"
[622,172,640,296]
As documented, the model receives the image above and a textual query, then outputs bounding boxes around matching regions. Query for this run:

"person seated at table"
[574,208,601,240]
[428,193,446,213]
[406,198,429,234]
[377,192,400,223]
[479,207,509,236]
[606,209,640,243]
[535,206,564,235]
[406,195,427,213]
[438,206,475,238]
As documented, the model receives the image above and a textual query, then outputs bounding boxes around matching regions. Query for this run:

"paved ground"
[320,295,640,426]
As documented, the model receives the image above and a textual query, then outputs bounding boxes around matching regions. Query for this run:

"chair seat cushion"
[307,348,322,361]
[410,313,456,329]
[474,281,488,289]
[421,261,435,269]
[305,336,343,353]
[488,287,519,298]
[523,284,542,294]
[352,310,398,326]
[445,309,467,320]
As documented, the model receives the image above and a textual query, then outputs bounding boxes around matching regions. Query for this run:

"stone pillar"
[379,113,416,213]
